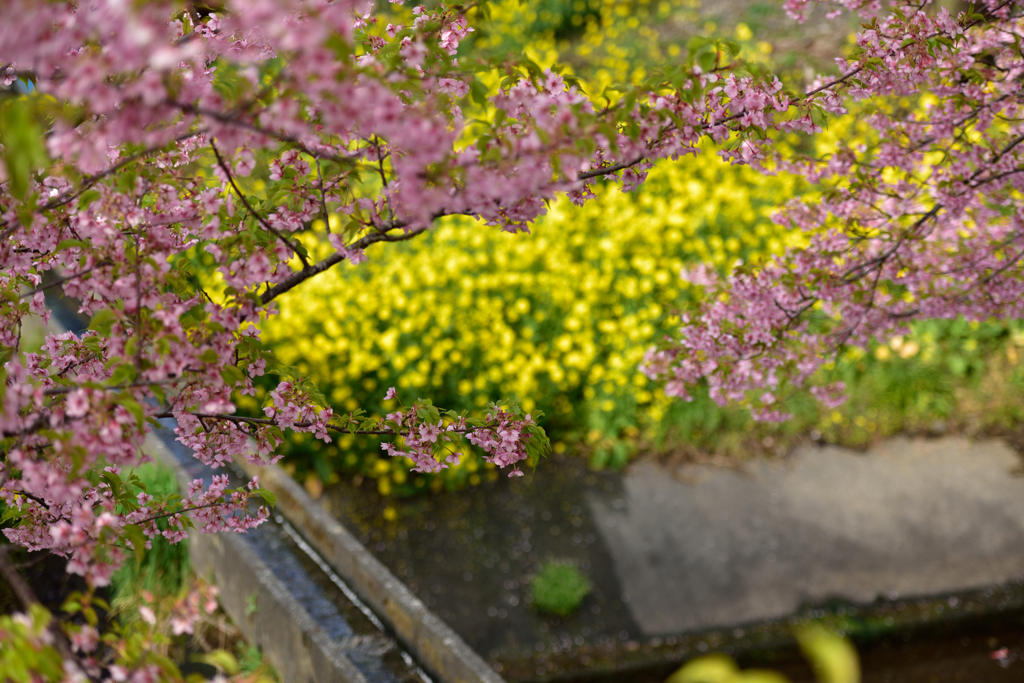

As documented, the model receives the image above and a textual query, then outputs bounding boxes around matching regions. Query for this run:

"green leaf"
[55,239,90,252]
[77,190,101,210]
[0,97,48,201]
[221,364,245,387]
[687,35,712,58]
[106,363,138,387]
[195,651,241,677]
[666,655,738,683]
[252,487,277,508]
[468,79,489,108]
[100,471,123,498]
[88,308,118,336]
[698,51,717,74]
[521,58,543,80]
[116,395,146,429]
[61,597,82,615]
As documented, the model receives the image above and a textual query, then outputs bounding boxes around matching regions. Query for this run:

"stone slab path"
[590,436,1024,636]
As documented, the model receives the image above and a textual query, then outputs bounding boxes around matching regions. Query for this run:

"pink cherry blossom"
[2,0,1020,677]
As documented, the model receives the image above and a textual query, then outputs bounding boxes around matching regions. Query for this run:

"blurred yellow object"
[665,627,858,683]
[665,652,789,683]
[796,626,860,683]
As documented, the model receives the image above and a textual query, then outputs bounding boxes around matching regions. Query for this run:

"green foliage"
[814,319,1024,448]
[0,605,63,683]
[796,625,860,683]
[666,653,787,683]
[529,561,591,616]
[0,93,48,204]
[237,643,274,676]
[110,463,189,615]
[195,643,278,683]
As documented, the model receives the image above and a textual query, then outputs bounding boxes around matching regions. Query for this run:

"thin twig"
[209,140,310,268]
[315,157,330,234]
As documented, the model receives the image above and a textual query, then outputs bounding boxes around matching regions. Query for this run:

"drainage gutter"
[233,457,505,683]
[146,432,374,683]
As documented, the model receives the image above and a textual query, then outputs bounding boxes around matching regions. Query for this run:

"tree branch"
[259,222,431,304]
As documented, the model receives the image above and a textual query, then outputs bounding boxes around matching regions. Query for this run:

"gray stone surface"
[589,436,1024,636]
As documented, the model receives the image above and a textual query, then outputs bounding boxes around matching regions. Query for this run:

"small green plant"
[529,561,591,617]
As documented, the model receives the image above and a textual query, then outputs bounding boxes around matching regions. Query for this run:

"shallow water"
[322,455,644,678]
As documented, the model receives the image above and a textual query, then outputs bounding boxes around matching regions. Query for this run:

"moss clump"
[530,562,591,617]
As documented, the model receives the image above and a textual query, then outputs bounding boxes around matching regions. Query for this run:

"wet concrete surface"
[321,436,1024,681]
[322,455,640,675]
[596,436,1024,635]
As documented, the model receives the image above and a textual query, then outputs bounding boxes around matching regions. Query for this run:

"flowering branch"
[209,139,310,268]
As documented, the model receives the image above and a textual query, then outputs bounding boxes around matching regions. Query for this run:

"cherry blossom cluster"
[376,391,542,476]
[643,0,1024,419]
[379,408,464,474]
[465,408,540,477]
[264,380,334,442]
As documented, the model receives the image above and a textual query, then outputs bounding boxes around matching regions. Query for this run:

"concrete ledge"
[235,458,505,683]
[147,434,370,683]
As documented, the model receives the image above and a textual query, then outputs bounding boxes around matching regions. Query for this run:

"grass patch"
[110,462,189,614]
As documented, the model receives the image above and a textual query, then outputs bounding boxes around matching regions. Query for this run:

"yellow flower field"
[257,143,803,493]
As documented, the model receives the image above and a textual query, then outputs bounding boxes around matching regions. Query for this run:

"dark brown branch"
[134,500,239,525]
[6,488,51,510]
[154,410,399,435]
[577,156,646,181]
[153,410,489,436]
[259,222,430,304]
